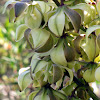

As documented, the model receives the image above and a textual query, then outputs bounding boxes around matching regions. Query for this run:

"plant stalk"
[53,0,60,6]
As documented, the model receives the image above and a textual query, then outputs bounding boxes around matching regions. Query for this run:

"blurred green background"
[0,1,32,100]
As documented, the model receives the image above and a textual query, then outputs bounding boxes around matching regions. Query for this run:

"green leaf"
[64,6,81,32]
[86,25,100,42]
[2,0,17,14]
[15,2,28,17]
[18,70,32,91]
[16,24,28,42]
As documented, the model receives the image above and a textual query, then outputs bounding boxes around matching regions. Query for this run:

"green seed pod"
[50,40,67,66]
[83,68,96,82]
[15,2,28,17]
[25,6,42,29]
[53,64,63,83]
[80,35,99,61]
[48,7,65,37]
[83,63,97,83]
[31,28,54,53]
[64,43,75,62]
[96,34,100,49]
[50,39,75,66]
[74,35,84,54]
[95,67,100,82]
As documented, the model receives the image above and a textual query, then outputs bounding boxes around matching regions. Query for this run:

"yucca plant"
[3,0,100,99]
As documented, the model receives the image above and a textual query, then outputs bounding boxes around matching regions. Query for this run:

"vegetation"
[3,0,100,100]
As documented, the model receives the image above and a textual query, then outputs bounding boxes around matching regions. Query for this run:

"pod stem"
[61,0,64,6]
[73,76,100,100]
[64,70,100,100]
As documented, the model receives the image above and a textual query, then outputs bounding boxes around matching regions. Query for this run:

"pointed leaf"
[16,24,28,42]
[18,70,32,91]
[64,6,81,32]
[15,2,28,17]
[86,25,100,42]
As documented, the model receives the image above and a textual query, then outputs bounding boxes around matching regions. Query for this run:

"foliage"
[0,18,30,75]
[3,0,100,100]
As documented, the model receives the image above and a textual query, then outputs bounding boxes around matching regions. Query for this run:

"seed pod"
[95,67,100,81]
[50,39,75,66]
[35,35,53,53]
[50,40,67,66]
[96,34,100,49]
[83,63,97,82]
[48,7,65,37]
[74,35,84,54]
[53,64,63,83]
[31,28,54,53]
[83,68,96,82]
[64,43,75,62]
[25,6,42,29]
[80,35,99,61]
[15,2,28,17]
